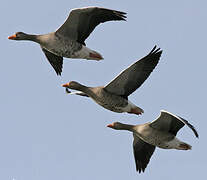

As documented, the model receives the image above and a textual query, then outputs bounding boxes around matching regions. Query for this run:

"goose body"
[62,46,162,115]
[38,32,101,59]
[133,123,188,149]
[107,110,199,173]
[77,86,142,113]
[8,7,126,75]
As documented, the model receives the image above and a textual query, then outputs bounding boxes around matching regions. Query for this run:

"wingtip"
[55,67,62,76]
[149,45,162,55]
[193,128,199,138]
[56,72,62,76]
[118,11,127,15]
[113,9,127,15]
[117,16,127,21]
[136,168,145,173]
[149,46,156,54]
[176,115,199,138]
[113,10,127,21]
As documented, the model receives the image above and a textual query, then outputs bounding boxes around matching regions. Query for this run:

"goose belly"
[42,37,82,58]
[50,41,82,58]
[136,128,175,149]
[89,91,128,113]
[94,98,128,113]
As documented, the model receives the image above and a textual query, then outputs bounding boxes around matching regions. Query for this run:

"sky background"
[1,0,206,179]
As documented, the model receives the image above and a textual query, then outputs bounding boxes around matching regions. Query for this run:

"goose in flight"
[107,110,199,173]
[8,7,126,75]
[62,46,162,115]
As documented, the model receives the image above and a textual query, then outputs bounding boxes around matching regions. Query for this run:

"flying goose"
[8,7,126,75]
[107,110,199,173]
[62,46,162,115]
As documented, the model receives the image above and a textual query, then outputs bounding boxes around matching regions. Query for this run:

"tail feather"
[178,143,192,150]
[128,107,144,115]
[89,51,103,60]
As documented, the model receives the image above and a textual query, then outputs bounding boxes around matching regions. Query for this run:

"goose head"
[8,32,30,40]
[107,122,135,131]
[107,122,124,130]
[62,81,85,90]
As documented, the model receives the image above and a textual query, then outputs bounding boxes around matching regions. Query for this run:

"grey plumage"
[104,46,162,99]
[8,7,126,76]
[107,110,198,173]
[41,48,63,75]
[150,110,199,138]
[133,135,155,173]
[62,46,162,115]
[56,7,126,45]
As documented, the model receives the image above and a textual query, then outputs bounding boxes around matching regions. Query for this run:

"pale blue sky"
[1,0,206,180]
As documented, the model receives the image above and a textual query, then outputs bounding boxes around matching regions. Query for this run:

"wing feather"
[150,110,199,137]
[41,48,63,76]
[133,134,155,173]
[104,46,162,97]
[56,7,126,45]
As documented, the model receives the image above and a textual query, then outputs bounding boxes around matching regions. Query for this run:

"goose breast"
[89,88,129,112]
[40,33,82,58]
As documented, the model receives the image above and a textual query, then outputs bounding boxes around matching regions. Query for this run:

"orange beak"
[107,124,114,128]
[8,34,17,40]
[62,82,70,87]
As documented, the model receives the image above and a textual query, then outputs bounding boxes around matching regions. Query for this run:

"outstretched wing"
[104,46,162,98]
[133,134,156,173]
[56,7,126,45]
[150,110,199,138]
[41,48,63,76]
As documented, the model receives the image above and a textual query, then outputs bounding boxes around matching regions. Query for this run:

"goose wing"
[150,110,199,137]
[104,46,162,98]
[56,7,126,45]
[41,48,63,76]
[133,134,155,173]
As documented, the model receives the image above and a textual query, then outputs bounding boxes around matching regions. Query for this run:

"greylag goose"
[62,46,162,115]
[8,7,126,75]
[107,110,199,173]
